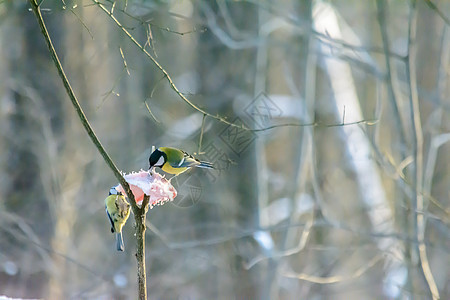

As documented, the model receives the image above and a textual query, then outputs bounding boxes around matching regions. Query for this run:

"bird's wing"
[105,207,115,233]
[175,150,201,168]
[160,147,185,166]
[163,148,199,168]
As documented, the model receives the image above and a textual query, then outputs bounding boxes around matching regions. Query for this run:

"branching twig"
[92,0,377,133]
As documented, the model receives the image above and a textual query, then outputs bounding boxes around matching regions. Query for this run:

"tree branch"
[29,1,148,299]
[135,195,149,300]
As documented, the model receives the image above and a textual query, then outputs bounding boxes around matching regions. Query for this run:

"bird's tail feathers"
[116,232,125,251]
[198,161,214,169]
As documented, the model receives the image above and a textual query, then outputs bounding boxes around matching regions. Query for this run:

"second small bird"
[149,147,214,179]
[105,187,131,251]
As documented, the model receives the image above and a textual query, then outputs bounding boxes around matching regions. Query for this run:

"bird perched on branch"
[149,147,214,179]
[105,187,131,251]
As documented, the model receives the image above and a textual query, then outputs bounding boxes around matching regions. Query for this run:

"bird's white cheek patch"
[156,156,165,166]
[178,157,185,167]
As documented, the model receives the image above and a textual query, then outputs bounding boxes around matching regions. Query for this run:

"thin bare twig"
[62,0,94,39]
[144,100,161,124]
[282,253,384,284]
[251,119,379,132]
[119,47,131,75]
[97,68,127,107]
[197,114,207,154]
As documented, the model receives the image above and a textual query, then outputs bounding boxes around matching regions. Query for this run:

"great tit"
[105,187,131,251]
[149,147,214,178]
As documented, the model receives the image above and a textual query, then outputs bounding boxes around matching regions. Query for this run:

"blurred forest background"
[0,0,449,299]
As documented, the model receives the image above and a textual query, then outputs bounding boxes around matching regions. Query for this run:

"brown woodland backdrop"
[0,0,449,299]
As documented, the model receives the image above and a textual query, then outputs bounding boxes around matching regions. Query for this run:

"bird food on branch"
[114,170,177,208]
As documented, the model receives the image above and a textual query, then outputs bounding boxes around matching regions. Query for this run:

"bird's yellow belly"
[161,164,188,175]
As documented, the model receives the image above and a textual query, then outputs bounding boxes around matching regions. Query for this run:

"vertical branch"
[376,0,407,146]
[252,7,273,300]
[424,27,449,202]
[405,1,440,299]
[276,2,315,298]
[314,2,406,297]
[135,195,150,300]
[375,0,413,293]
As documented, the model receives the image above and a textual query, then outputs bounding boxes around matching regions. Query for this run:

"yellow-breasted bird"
[105,187,131,251]
[149,147,214,179]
